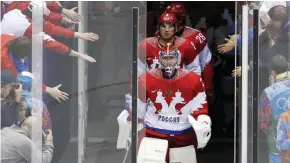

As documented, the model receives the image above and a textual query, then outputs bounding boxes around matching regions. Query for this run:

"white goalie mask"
[159,43,181,76]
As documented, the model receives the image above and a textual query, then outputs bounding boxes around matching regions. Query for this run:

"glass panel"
[237,3,256,163]
[235,2,244,163]
[72,2,145,163]
[238,3,259,163]
[31,3,44,163]
[239,1,290,163]
[0,1,45,163]
[0,1,248,163]
[136,2,237,163]
[255,1,290,163]
[0,1,145,163]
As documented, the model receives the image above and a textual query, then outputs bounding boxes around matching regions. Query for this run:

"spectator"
[16,72,52,130]
[1,2,98,62]
[231,3,289,82]
[218,2,288,55]
[259,55,290,163]
[1,116,54,163]
[1,69,23,129]
[0,34,69,103]
[1,70,17,100]
[5,1,83,23]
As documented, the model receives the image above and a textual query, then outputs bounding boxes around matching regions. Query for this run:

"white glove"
[188,115,212,149]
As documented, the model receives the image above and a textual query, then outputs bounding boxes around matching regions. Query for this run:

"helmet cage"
[159,46,181,73]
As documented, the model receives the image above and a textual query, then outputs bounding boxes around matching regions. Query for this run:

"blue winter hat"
[16,71,35,91]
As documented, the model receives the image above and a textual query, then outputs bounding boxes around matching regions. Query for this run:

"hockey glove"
[188,115,212,149]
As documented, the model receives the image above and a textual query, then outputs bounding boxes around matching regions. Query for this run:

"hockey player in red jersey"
[163,3,215,103]
[138,12,199,76]
[120,44,211,163]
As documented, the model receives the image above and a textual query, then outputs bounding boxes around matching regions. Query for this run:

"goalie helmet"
[159,43,181,77]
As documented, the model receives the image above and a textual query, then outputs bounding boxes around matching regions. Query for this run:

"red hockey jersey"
[180,26,211,70]
[180,26,214,92]
[138,36,199,76]
[137,68,208,134]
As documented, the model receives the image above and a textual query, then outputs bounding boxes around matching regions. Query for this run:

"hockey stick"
[122,140,132,163]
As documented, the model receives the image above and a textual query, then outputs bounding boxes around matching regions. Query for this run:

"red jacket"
[1,34,46,91]
[5,1,63,26]
[1,9,72,55]
[1,34,18,77]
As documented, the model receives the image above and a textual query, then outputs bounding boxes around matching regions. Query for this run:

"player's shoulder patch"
[146,37,158,48]
[174,37,187,48]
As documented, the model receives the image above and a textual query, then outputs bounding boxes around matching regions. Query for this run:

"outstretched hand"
[77,32,99,42]
[62,17,78,27]
[62,7,83,23]
[218,37,235,54]
[79,53,96,63]
[232,66,241,77]
[46,84,69,103]
[69,50,96,63]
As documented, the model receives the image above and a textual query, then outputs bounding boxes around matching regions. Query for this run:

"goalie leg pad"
[138,137,168,163]
[169,145,197,163]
